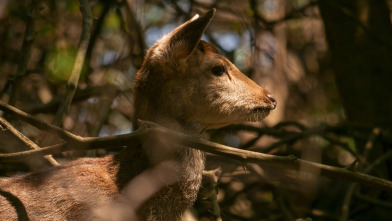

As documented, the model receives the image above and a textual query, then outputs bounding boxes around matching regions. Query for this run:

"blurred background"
[1,0,392,220]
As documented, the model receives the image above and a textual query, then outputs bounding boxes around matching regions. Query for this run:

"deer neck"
[132,107,206,179]
[111,113,205,192]
[144,113,205,166]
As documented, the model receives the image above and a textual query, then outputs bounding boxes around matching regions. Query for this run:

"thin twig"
[340,128,382,221]
[211,123,299,138]
[259,126,327,153]
[85,0,112,73]
[0,102,78,141]
[0,118,40,151]
[262,1,318,30]
[0,117,58,166]
[354,191,392,209]
[322,134,359,159]
[246,164,295,220]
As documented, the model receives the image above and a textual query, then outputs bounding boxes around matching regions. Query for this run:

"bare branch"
[85,0,112,73]
[1,114,392,193]
[263,1,318,29]
[0,117,59,166]
[51,0,93,126]
[0,102,78,141]
[355,191,392,209]
[0,143,67,162]
[0,123,148,161]
[0,117,40,151]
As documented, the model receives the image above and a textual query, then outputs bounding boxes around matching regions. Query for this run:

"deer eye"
[211,66,225,76]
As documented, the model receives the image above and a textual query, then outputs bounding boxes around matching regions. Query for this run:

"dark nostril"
[267,94,277,110]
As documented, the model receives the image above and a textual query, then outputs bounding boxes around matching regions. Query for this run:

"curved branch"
[0,122,150,161]
[1,118,392,193]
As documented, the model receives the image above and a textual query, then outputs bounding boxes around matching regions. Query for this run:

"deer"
[0,8,276,220]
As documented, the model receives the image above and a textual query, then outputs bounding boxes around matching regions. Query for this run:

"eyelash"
[211,66,225,76]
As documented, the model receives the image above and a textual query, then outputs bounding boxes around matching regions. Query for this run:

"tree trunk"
[318,0,392,130]
[319,2,392,219]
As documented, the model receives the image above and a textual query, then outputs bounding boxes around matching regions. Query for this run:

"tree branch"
[0,117,40,151]
[1,107,392,192]
[0,102,78,141]
[51,0,93,126]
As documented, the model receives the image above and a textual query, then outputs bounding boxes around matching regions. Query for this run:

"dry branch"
[0,117,40,151]
[0,104,392,193]
[51,0,93,126]
[0,102,78,141]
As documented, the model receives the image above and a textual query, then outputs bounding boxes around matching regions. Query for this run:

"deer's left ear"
[168,9,215,59]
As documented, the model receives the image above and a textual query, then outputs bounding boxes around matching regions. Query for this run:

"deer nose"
[267,94,277,110]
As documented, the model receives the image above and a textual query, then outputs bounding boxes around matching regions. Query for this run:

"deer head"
[134,9,276,131]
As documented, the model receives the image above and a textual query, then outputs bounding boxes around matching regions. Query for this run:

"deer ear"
[168,9,216,59]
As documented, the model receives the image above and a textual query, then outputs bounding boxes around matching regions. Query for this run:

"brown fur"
[0,9,275,220]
